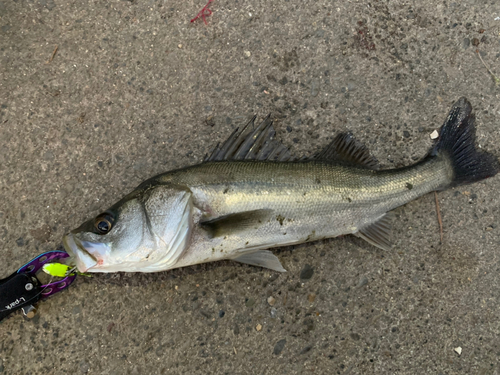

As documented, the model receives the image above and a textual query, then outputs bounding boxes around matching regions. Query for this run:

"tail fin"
[430,97,499,187]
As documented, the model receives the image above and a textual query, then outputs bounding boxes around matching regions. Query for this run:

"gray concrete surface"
[1,0,500,374]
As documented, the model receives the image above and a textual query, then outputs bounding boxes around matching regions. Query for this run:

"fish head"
[63,185,193,273]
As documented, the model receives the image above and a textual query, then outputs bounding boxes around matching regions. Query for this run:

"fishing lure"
[0,250,77,321]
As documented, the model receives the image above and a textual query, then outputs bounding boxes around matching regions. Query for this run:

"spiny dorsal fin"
[354,212,394,251]
[200,209,274,238]
[314,133,379,169]
[204,116,294,162]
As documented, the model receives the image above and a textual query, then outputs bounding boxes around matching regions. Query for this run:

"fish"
[63,97,499,273]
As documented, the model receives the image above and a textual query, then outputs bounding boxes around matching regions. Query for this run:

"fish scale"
[169,158,451,269]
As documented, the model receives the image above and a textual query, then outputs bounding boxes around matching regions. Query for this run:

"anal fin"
[200,209,273,238]
[354,212,393,251]
[231,250,286,272]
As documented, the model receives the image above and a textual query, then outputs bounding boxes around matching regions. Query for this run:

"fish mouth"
[63,234,99,272]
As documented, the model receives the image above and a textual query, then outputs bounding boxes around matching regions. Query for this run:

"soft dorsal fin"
[314,133,379,169]
[354,212,393,251]
[204,116,294,162]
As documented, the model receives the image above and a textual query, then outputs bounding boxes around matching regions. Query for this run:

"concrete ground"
[1,0,500,374]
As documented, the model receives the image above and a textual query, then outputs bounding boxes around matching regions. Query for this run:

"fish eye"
[94,213,114,234]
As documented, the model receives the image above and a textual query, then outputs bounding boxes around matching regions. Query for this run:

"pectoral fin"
[200,209,274,238]
[354,212,393,251]
[232,250,286,272]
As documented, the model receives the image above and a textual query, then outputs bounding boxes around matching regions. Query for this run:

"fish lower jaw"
[62,234,99,272]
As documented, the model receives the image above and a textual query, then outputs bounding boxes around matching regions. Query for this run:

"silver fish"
[63,98,499,273]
